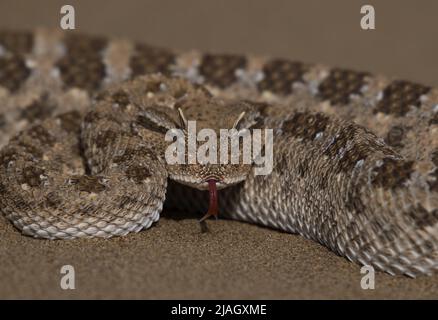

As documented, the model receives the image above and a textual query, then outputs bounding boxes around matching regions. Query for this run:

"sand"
[1,0,438,299]
[1,212,438,299]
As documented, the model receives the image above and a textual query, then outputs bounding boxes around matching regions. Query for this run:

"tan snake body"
[0,29,437,277]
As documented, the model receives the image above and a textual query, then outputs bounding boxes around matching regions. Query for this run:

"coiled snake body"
[0,29,437,277]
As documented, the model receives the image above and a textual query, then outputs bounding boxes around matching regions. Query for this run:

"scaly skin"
[0,29,437,277]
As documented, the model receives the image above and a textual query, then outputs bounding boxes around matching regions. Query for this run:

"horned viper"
[0,29,437,278]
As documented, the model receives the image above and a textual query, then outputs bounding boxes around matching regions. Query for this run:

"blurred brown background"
[0,0,438,299]
[0,0,436,85]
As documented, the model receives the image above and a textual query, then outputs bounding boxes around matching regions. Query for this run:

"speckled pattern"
[0,29,438,277]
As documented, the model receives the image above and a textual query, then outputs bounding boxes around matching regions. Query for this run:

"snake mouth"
[199,179,218,222]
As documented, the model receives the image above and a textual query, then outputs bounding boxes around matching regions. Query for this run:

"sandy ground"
[1,213,438,299]
[0,0,437,299]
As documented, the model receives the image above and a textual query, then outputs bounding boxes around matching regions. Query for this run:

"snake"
[0,29,437,278]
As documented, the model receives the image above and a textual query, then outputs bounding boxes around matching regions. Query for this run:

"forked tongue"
[199,179,218,222]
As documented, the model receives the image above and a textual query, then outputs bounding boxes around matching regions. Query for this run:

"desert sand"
[1,211,438,299]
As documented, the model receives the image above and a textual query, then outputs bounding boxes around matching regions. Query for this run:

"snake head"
[161,97,264,191]
[131,76,268,221]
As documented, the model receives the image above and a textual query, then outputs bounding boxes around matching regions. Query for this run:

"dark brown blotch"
[345,187,366,214]
[84,108,122,126]
[57,54,106,92]
[130,44,175,77]
[297,160,309,178]
[17,141,44,159]
[317,68,369,105]
[0,55,31,92]
[282,112,329,141]
[371,158,414,189]
[258,59,307,95]
[44,192,63,209]
[56,34,107,92]
[63,34,107,53]
[111,90,130,107]
[20,165,45,187]
[27,125,56,146]
[125,165,151,184]
[0,31,34,54]
[95,129,118,149]
[20,95,55,122]
[58,110,82,133]
[12,195,31,210]
[0,147,20,167]
[374,80,431,116]
[118,195,139,209]
[199,54,246,88]
[0,181,7,194]
[69,175,107,193]
[83,110,102,124]
[274,153,289,175]
[406,204,438,229]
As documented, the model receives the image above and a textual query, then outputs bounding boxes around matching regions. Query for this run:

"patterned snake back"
[0,29,437,277]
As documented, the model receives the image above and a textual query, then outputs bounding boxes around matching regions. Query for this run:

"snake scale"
[0,29,437,277]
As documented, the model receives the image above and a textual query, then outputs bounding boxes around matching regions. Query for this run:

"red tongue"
[199,179,218,222]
